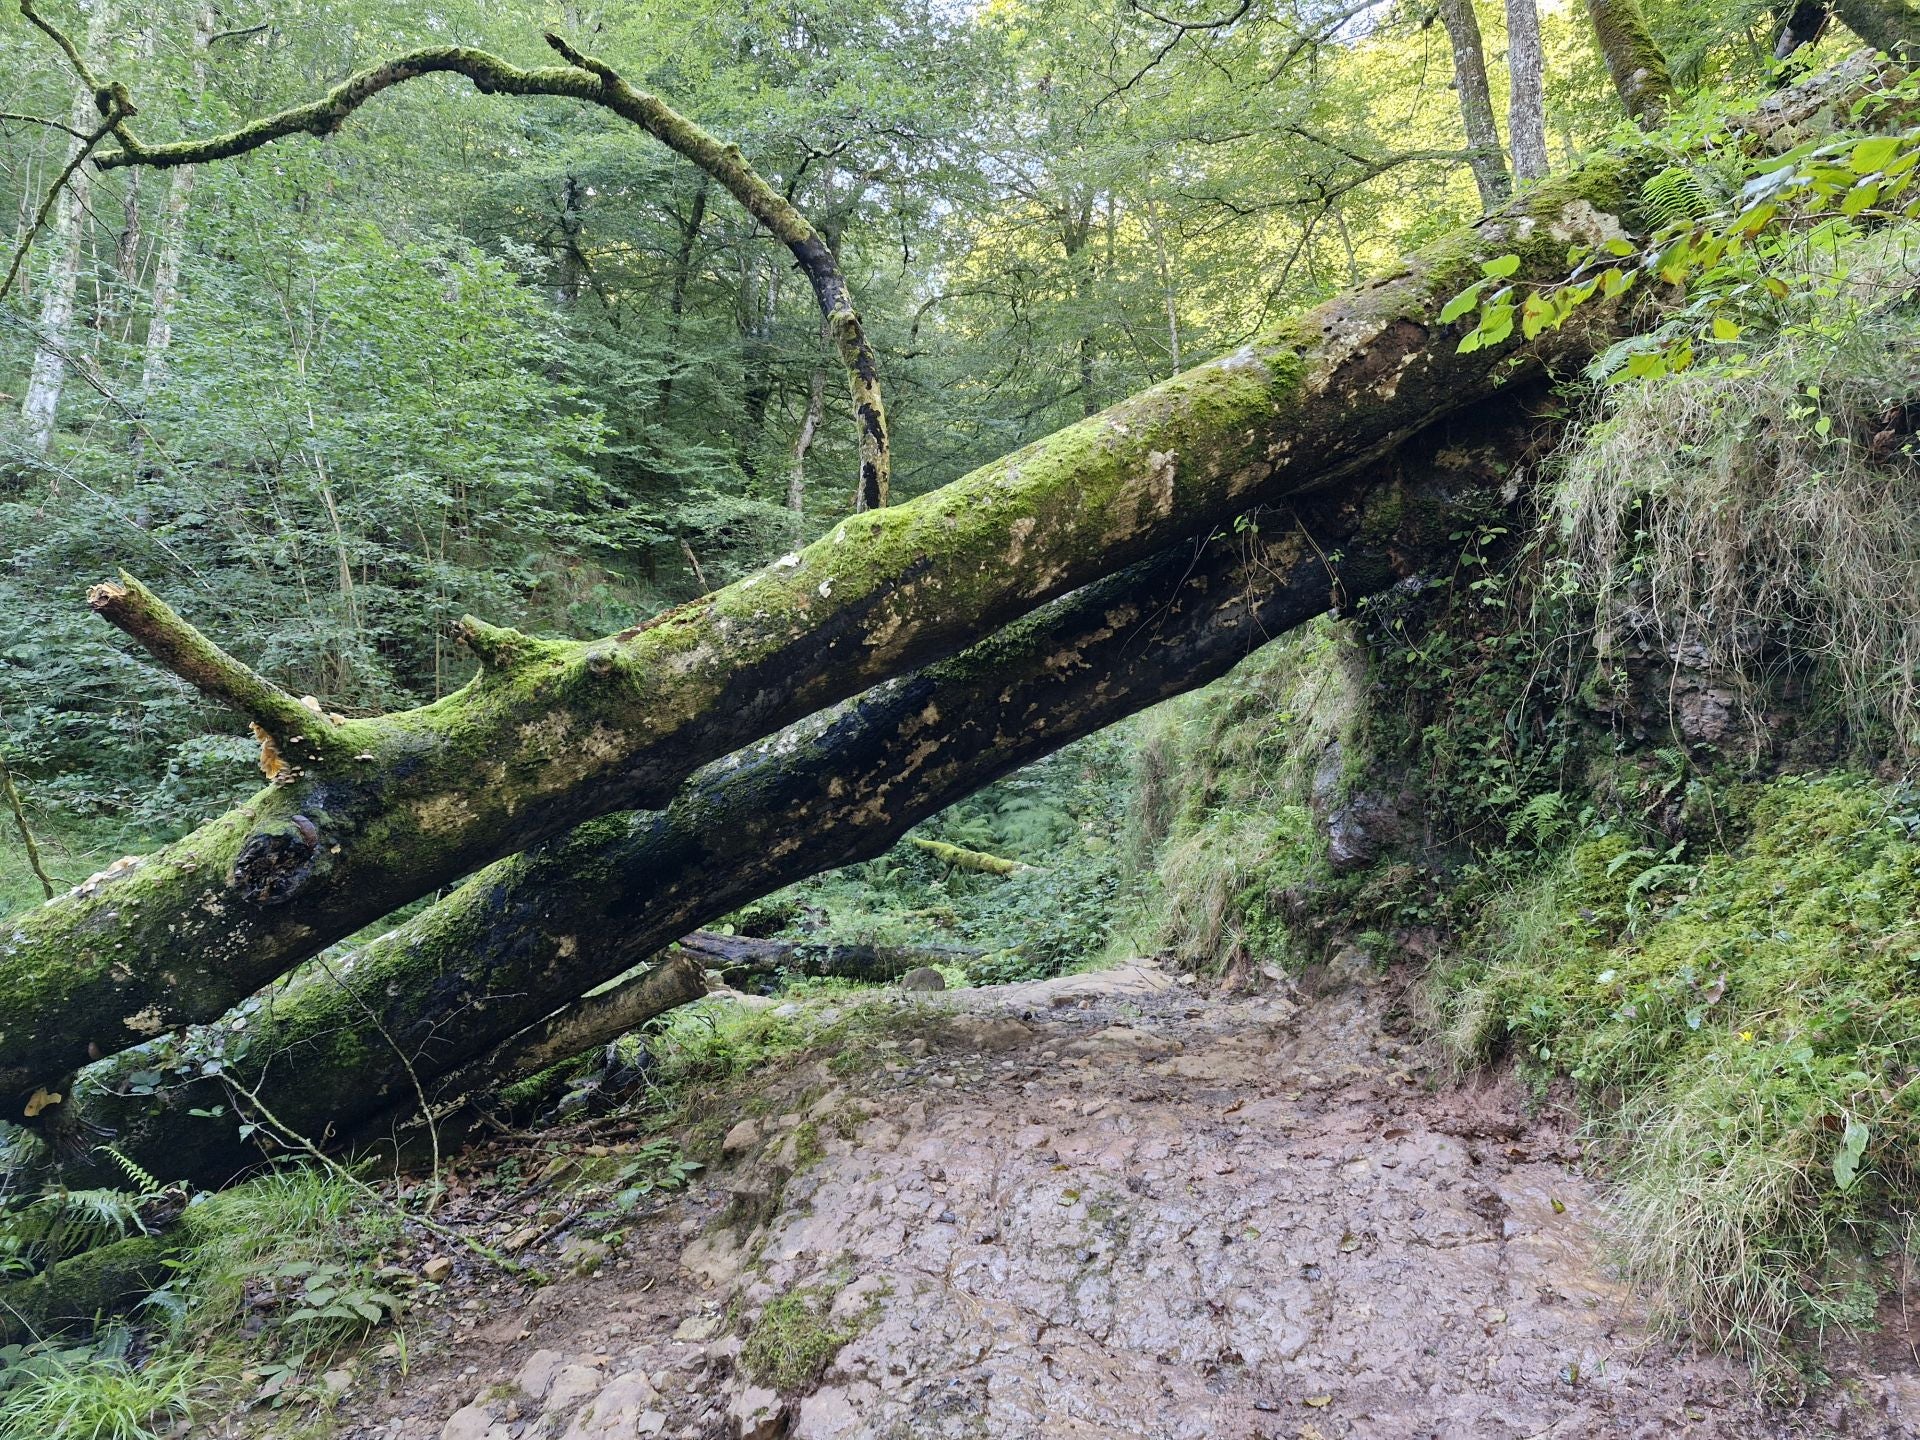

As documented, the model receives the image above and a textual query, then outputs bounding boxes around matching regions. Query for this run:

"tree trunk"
[41,408,1531,1186]
[140,164,196,395]
[1585,0,1674,125]
[1833,0,1920,60]
[909,837,1028,875]
[1437,0,1513,210]
[789,361,825,545]
[656,179,709,419]
[6,69,1861,1108]
[673,930,982,980]
[553,173,588,306]
[19,0,104,455]
[1063,200,1099,418]
[1506,0,1552,184]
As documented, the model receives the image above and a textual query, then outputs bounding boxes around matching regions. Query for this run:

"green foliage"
[1119,619,1363,971]
[160,1167,402,1350]
[1446,78,1920,380]
[1437,775,1920,1365]
[775,729,1139,984]
[0,1187,150,1272]
[1555,220,1920,751]
[0,1335,206,1440]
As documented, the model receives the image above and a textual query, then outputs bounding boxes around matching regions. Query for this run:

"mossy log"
[0,1232,171,1344]
[42,407,1532,1188]
[0,61,1874,1111]
[907,838,1029,876]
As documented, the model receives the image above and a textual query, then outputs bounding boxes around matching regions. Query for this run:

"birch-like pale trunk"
[20,0,103,455]
[1506,0,1552,183]
[1437,0,1513,210]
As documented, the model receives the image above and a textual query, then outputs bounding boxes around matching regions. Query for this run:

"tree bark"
[1437,0,1513,210]
[138,0,214,396]
[1506,0,1552,184]
[41,409,1531,1186]
[656,178,708,420]
[673,930,982,980]
[789,361,825,545]
[1585,0,1675,126]
[1833,0,1920,60]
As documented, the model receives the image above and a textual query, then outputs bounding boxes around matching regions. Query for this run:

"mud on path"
[306,961,1920,1440]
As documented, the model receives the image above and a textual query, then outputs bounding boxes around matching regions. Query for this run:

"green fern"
[1506,790,1572,847]
[1641,165,1716,229]
[91,1146,162,1197]
[2,1188,149,1261]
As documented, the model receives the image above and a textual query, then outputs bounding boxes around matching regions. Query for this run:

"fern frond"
[1642,166,1715,229]
[3,1187,147,1259]
[92,1144,162,1197]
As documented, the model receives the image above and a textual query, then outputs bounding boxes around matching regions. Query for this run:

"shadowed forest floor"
[250,959,1920,1440]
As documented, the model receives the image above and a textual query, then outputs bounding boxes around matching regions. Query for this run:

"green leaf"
[1840,181,1879,217]
[1711,316,1742,342]
[1477,302,1515,346]
[1480,253,1521,279]
[1833,1117,1869,1192]
[1438,280,1486,324]
[1520,293,1552,340]
[1849,136,1899,175]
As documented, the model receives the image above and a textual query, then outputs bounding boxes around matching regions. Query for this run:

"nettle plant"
[1445,91,1920,384]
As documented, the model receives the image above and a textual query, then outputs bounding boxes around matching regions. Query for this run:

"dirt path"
[316,960,1920,1439]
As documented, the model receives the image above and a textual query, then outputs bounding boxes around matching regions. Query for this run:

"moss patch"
[740,1273,884,1392]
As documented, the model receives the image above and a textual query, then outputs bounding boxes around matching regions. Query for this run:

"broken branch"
[86,572,339,757]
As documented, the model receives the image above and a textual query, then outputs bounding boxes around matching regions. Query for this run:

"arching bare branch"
[16,4,892,510]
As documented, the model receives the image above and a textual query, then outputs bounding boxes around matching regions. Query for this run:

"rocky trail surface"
[290,959,1920,1439]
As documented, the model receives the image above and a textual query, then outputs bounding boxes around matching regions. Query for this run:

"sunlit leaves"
[1441,116,1920,379]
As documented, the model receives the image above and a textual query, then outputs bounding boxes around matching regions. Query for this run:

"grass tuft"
[1555,225,1920,752]
[1437,774,1920,1368]
[0,1343,205,1440]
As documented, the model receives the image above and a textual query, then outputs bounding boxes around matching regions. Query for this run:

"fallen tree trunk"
[0,170,1640,1106]
[0,60,1876,1108]
[41,406,1532,1187]
[907,838,1030,876]
[422,952,711,1112]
